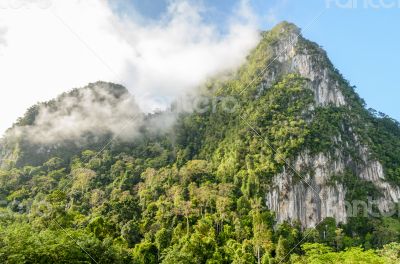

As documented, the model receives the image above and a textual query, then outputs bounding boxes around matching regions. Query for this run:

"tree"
[275,236,289,263]
[316,217,336,247]
[132,241,158,264]
[378,242,400,264]
[121,220,141,248]
[251,198,273,264]
[155,228,170,260]
[71,168,96,193]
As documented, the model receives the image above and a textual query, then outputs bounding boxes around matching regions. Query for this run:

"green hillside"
[1,22,400,263]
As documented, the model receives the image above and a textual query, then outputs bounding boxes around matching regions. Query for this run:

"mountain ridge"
[0,81,143,168]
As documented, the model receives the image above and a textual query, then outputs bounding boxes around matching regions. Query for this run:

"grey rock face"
[266,149,400,228]
[264,28,399,228]
[266,152,347,228]
[260,30,346,107]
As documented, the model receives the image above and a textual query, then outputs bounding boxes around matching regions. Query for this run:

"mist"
[11,83,144,144]
[0,0,260,141]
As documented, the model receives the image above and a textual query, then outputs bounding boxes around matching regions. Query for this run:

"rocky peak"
[259,22,346,107]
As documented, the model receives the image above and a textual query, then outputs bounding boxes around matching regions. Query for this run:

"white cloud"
[0,26,6,45]
[117,0,260,111]
[12,82,143,144]
[0,25,7,57]
[0,0,260,136]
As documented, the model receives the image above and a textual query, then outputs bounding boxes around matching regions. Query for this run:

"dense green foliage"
[1,22,400,263]
[1,149,400,263]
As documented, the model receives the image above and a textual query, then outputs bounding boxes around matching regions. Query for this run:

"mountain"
[171,22,400,227]
[0,81,144,168]
[1,22,400,263]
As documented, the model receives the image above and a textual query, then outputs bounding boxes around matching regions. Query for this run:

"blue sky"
[113,0,399,121]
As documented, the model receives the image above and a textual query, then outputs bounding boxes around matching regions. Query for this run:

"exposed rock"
[266,152,347,228]
[259,26,346,107]
[264,24,399,227]
[266,147,400,228]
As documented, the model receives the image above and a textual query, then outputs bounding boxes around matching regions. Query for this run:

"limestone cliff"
[260,23,400,227]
